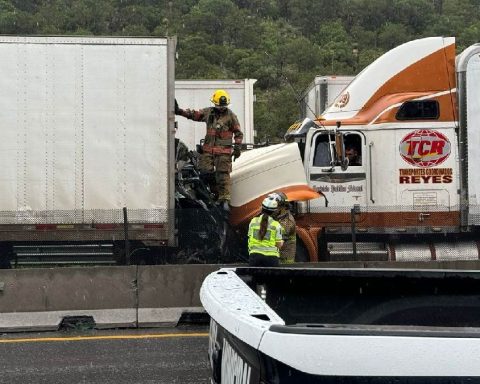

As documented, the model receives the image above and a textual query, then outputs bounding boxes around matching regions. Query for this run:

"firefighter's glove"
[175,99,181,115]
[232,144,241,161]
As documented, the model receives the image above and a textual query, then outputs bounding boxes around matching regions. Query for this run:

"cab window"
[313,134,334,167]
[396,100,439,120]
[313,133,363,167]
[344,134,362,166]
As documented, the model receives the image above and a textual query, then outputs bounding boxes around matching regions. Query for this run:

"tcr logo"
[399,129,451,168]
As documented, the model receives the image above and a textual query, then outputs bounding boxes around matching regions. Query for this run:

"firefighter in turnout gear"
[175,90,243,207]
[270,191,296,264]
[247,195,284,267]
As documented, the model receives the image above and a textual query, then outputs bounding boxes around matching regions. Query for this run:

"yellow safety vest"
[248,215,283,257]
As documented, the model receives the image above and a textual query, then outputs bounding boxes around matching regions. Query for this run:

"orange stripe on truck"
[229,185,321,227]
[318,43,456,126]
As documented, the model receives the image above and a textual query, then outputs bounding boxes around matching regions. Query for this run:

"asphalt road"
[0,326,210,384]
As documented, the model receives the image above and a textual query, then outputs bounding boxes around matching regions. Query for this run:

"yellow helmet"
[210,89,230,106]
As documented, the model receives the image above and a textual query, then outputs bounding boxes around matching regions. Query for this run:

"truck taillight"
[94,224,119,230]
[143,224,163,229]
[35,224,56,230]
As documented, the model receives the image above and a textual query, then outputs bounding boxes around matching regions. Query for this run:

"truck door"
[307,131,367,221]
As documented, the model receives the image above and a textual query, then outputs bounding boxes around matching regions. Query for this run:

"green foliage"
[254,88,300,143]
[1,0,480,139]
[458,22,480,51]
[377,22,412,50]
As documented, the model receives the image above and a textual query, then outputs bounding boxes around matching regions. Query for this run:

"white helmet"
[273,191,288,206]
[262,195,279,213]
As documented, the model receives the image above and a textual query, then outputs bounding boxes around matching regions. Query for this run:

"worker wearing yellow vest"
[247,195,285,267]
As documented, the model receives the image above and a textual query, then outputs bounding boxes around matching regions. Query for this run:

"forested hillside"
[2,0,480,140]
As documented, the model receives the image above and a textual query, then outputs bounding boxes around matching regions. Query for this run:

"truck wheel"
[295,240,309,262]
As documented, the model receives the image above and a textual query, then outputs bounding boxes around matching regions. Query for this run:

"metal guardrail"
[328,242,389,261]
[13,244,116,267]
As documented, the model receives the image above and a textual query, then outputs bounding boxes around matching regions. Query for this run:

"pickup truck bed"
[201,267,480,383]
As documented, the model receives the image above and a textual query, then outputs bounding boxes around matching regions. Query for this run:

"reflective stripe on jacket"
[180,107,243,155]
[247,215,284,257]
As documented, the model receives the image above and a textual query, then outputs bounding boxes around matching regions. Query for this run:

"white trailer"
[174,79,256,149]
[300,75,354,119]
[0,36,176,249]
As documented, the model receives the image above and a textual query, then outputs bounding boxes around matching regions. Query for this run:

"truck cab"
[286,37,480,262]
[231,37,480,264]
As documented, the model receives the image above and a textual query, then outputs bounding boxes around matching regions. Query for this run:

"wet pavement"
[0,326,210,384]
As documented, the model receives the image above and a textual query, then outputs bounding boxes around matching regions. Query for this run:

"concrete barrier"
[0,264,224,332]
[0,266,138,332]
[137,264,221,327]
[1,261,479,332]
[294,260,480,269]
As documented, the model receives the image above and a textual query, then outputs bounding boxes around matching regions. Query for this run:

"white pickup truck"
[201,266,480,383]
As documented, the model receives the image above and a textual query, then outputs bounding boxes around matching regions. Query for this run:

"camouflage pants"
[199,153,232,201]
[275,210,297,264]
[280,241,296,264]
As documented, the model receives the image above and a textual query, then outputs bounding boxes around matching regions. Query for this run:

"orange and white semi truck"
[230,36,480,263]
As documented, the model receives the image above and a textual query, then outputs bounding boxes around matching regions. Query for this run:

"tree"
[392,0,435,34]
[233,0,279,19]
[183,0,239,45]
[0,1,35,34]
[254,87,301,140]
[458,22,480,51]
[3,0,480,140]
[377,22,411,50]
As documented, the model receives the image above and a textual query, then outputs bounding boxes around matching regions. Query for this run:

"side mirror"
[335,122,348,171]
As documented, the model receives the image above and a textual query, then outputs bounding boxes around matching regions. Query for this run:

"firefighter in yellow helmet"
[247,195,285,267]
[175,90,243,208]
